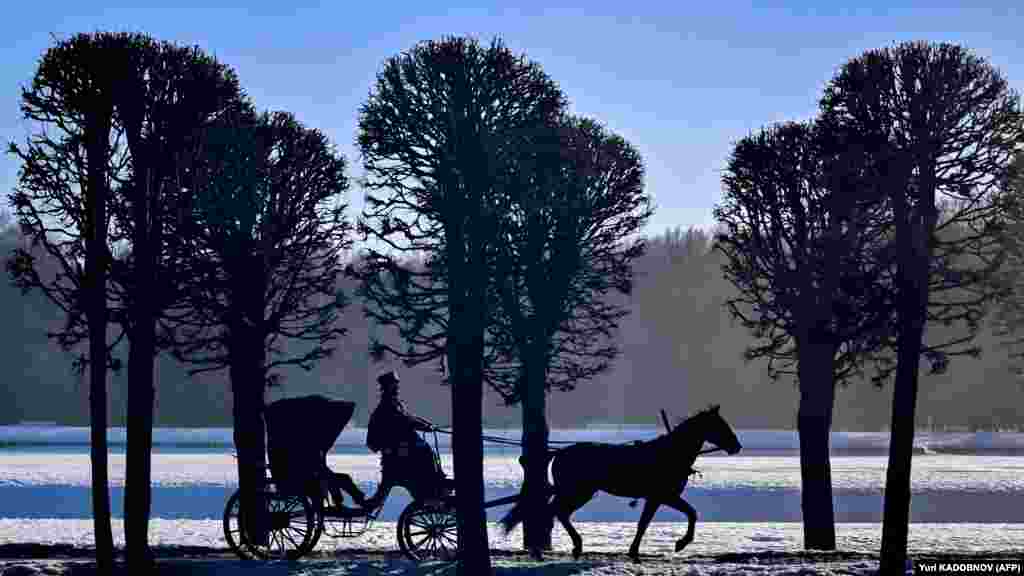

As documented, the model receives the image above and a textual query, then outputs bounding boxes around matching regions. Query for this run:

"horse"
[499,404,742,561]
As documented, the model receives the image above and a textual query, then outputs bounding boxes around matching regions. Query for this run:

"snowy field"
[0,522,1021,575]
[3,426,1023,455]
[1,519,1022,555]
[0,427,1021,574]
[1,452,1021,523]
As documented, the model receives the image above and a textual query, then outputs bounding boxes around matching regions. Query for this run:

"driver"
[364,370,447,508]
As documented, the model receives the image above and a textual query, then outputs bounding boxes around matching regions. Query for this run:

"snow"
[0,427,1021,574]
[1,437,1024,526]
[0,452,1022,524]
[0,556,893,576]
[2,522,1021,575]
[1,451,1022,494]
[2,520,1018,556]
[2,426,1023,455]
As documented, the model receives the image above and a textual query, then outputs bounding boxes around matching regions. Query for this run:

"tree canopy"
[352,36,568,572]
[816,40,1022,572]
[159,108,353,382]
[486,115,650,402]
[715,120,896,387]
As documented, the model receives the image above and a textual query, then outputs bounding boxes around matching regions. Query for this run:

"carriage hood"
[265,395,355,494]
[265,395,356,455]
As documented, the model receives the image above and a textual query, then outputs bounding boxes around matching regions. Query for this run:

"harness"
[621,441,723,508]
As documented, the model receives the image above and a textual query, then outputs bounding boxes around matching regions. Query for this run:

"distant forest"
[3,223,1022,431]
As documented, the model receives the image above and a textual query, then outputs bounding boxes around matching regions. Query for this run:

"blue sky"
[2,1,1021,235]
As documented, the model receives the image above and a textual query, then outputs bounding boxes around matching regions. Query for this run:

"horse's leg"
[665,496,697,552]
[552,490,593,560]
[627,499,660,561]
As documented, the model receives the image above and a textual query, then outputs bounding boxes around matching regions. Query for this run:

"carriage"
[222,395,459,561]
[222,396,743,563]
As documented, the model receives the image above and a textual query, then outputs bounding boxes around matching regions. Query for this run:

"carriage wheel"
[222,489,251,560]
[245,491,319,561]
[397,499,459,562]
[307,495,328,553]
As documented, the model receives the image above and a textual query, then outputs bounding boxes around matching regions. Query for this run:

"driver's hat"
[377,370,400,389]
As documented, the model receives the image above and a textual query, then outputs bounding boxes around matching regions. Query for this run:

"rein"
[433,427,728,457]
[433,428,576,447]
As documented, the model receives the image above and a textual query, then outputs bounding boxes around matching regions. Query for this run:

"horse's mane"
[674,404,721,426]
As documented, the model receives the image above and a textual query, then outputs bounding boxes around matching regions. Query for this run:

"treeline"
[4,222,1021,431]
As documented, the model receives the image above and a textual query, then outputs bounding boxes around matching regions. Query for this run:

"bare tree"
[720,119,905,545]
[990,155,1024,365]
[818,41,1020,573]
[351,36,565,573]
[6,32,146,570]
[490,115,651,553]
[159,108,352,543]
[10,32,249,567]
[714,120,897,549]
[97,37,247,567]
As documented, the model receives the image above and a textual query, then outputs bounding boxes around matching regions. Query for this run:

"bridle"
[662,409,732,458]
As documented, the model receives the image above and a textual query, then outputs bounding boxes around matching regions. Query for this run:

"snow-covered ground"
[3,451,1023,493]
[1,523,1021,575]
[1,520,1022,556]
[1,452,1022,523]
[2,426,1023,455]
[0,427,1021,574]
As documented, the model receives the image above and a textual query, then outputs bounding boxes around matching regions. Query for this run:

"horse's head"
[687,405,742,455]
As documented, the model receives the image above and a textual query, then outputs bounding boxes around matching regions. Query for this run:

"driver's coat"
[366,396,425,454]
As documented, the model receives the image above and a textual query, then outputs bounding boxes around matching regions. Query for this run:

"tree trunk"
[520,349,553,552]
[124,315,156,569]
[230,333,267,547]
[85,114,114,572]
[796,339,837,551]
[880,281,928,574]
[449,315,492,574]
[229,254,269,546]
[880,157,935,575]
[124,165,159,570]
[87,350,114,571]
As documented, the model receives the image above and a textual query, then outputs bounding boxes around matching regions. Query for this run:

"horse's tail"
[498,497,527,535]
[500,451,557,535]
[499,491,555,535]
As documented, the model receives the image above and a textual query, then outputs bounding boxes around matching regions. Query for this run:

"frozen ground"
[1,523,1022,575]
[1,555,1017,576]
[1,520,1022,556]
[1,452,1022,522]
[3,451,1024,493]
[2,426,1023,455]
[0,428,1021,573]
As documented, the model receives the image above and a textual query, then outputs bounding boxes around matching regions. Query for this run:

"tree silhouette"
[990,155,1024,366]
[10,32,248,568]
[159,108,352,543]
[101,37,246,567]
[489,115,651,552]
[818,41,1019,573]
[351,36,565,573]
[714,120,895,550]
[6,32,139,571]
